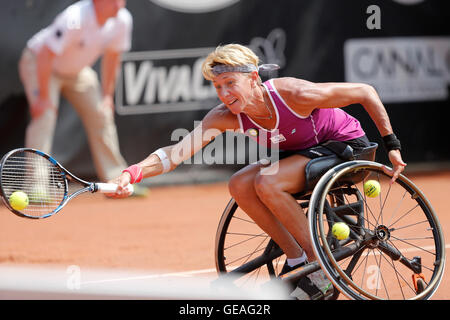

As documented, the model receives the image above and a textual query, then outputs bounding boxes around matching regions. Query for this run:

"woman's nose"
[219,87,231,99]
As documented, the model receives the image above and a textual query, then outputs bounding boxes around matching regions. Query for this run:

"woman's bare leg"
[253,155,316,260]
[228,161,303,258]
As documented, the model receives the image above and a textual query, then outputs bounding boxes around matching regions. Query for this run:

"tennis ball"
[364,180,381,198]
[332,222,350,240]
[9,191,29,211]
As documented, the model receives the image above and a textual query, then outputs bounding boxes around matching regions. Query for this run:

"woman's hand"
[105,172,133,198]
[30,97,55,119]
[382,149,407,184]
[102,94,115,113]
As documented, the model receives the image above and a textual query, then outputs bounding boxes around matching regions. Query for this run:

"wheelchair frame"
[214,149,446,300]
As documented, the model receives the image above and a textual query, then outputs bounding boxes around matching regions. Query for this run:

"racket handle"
[95,183,134,194]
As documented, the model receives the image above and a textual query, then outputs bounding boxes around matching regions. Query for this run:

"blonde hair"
[202,44,260,81]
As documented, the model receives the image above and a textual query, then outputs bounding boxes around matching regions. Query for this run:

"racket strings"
[1,152,66,217]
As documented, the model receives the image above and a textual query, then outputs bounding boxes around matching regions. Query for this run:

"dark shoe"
[279,260,333,300]
[308,269,333,298]
[292,276,323,300]
[292,270,333,300]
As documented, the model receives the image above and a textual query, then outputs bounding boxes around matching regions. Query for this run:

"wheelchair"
[214,143,446,300]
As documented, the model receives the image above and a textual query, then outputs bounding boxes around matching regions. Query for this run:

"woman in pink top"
[108,44,406,298]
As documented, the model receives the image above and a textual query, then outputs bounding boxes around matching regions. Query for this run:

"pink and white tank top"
[237,79,365,151]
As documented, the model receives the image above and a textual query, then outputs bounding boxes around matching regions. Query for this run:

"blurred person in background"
[18,0,146,195]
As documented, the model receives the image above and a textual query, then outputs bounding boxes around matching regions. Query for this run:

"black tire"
[215,198,285,285]
[215,198,340,300]
[309,161,446,300]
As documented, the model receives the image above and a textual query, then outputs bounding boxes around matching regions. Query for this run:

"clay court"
[0,170,449,299]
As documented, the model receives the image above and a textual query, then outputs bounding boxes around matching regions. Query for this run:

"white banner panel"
[344,37,450,103]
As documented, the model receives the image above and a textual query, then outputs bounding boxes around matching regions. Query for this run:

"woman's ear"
[250,71,260,87]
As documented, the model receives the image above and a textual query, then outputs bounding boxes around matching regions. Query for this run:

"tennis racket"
[0,148,133,219]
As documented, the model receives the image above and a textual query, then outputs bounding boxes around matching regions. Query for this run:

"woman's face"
[212,72,256,114]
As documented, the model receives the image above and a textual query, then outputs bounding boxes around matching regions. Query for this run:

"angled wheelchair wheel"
[215,197,341,300]
[309,161,446,300]
[215,198,285,288]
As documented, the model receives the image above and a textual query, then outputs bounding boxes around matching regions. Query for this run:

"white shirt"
[27,0,133,76]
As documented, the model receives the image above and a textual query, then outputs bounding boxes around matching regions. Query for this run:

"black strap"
[382,134,401,152]
[321,140,354,160]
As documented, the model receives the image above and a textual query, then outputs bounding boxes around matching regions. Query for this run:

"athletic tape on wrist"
[122,164,143,184]
[152,148,171,173]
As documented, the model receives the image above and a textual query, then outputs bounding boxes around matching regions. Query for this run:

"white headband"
[211,63,280,76]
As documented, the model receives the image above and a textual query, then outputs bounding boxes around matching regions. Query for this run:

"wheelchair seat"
[299,142,378,195]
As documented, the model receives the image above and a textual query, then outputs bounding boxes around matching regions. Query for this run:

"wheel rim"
[310,161,445,300]
[215,199,285,287]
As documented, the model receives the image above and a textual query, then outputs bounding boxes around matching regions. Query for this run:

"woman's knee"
[253,173,280,199]
[228,170,256,200]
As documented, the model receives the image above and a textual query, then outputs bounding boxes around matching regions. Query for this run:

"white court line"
[80,243,450,286]
[0,265,289,300]
[80,268,217,286]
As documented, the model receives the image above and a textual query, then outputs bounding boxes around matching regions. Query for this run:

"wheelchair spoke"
[386,238,436,273]
[226,231,267,238]
[358,248,372,292]
[217,161,445,300]
[325,217,375,235]
[375,173,384,227]
[380,180,393,220]
[233,215,257,224]
[356,183,381,230]
[240,265,263,287]
[380,236,436,285]
[336,185,378,229]
[371,249,386,298]
[390,219,430,232]
[384,189,405,226]
[338,244,370,278]
[391,236,434,242]
[388,203,421,230]
[388,235,436,256]
[225,246,266,267]
[238,234,269,266]
[375,246,390,298]
[375,247,412,298]
[224,232,268,251]
[308,162,445,300]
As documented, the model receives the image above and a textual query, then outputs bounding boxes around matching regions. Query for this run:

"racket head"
[0,148,68,219]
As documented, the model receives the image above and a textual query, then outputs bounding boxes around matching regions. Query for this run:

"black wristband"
[382,133,401,152]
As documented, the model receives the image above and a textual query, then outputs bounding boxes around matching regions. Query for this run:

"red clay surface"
[1,171,449,299]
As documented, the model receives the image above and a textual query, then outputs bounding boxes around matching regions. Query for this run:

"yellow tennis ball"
[332,222,350,240]
[364,180,381,198]
[9,191,29,211]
